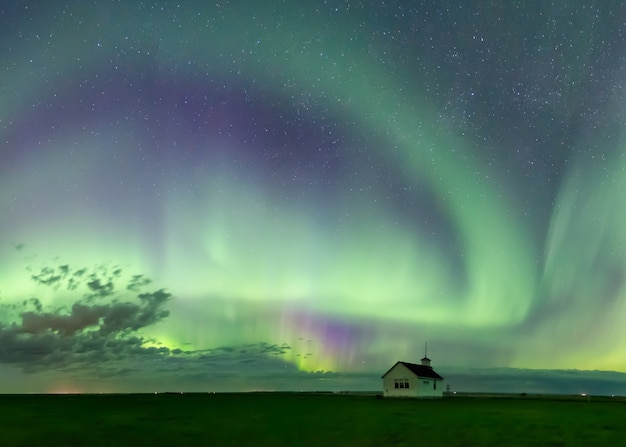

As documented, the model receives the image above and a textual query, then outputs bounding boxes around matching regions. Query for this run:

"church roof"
[381,361,444,380]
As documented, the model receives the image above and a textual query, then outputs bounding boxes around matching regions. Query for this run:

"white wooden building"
[381,356,444,398]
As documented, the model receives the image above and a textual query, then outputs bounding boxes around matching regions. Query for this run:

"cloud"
[0,258,301,389]
[6,261,625,396]
[441,367,626,395]
[27,264,125,298]
[14,290,170,338]
[127,275,152,292]
[86,278,115,298]
[0,261,174,375]
[31,267,63,288]
[100,289,171,335]
[19,303,104,336]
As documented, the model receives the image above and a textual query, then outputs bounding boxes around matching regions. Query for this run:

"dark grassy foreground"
[0,393,624,446]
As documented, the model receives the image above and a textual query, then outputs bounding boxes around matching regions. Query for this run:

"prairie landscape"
[0,393,623,446]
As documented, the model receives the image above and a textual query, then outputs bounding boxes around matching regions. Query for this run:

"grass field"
[0,392,624,446]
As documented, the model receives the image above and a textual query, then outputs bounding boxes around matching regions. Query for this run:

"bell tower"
[420,342,431,367]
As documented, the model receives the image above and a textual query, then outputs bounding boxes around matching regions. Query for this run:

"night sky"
[2,1,626,394]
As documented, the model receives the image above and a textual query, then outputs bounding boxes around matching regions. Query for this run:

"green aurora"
[1,2,625,393]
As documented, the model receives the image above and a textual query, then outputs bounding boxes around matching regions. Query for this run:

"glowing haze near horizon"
[2,1,626,393]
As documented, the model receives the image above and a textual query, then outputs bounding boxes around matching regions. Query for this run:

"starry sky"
[2,1,626,394]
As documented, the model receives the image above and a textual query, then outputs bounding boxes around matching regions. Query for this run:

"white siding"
[414,377,444,398]
[383,363,418,397]
[382,363,444,398]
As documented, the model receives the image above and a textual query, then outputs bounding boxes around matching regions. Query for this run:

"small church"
[381,349,444,398]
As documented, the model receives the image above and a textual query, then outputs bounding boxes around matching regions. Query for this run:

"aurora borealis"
[2,1,626,394]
